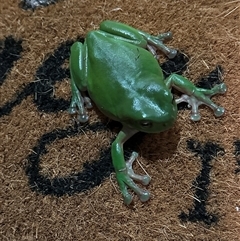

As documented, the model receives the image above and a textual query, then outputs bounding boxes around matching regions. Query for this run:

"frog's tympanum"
[68,20,226,205]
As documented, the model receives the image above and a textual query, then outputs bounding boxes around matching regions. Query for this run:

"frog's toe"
[214,106,225,117]
[68,99,79,114]
[126,152,151,186]
[215,83,227,94]
[123,193,133,205]
[116,169,151,205]
[138,189,150,202]
[83,96,93,109]
[78,113,89,123]
[117,178,133,205]
[141,175,151,186]
[68,106,77,115]
[176,95,203,121]
[167,49,177,59]
[190,113,201,121]
[126,180,151,203]
[158,31,173,41]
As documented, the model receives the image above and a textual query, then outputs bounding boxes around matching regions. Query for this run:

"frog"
[68,20,227,205]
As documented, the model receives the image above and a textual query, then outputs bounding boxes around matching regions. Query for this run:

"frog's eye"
[140,120,152,128]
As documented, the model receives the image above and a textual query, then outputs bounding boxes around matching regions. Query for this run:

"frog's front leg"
[112,126,151,205]
[68,42,92,122]
[100,20,177,59]
[165,73,227,121]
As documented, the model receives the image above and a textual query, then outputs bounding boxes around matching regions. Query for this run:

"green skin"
[69,20,227,205]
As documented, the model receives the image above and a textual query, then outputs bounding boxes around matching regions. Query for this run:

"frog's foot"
[146,32,177,59]
[126,152,151,186]
[157,32,177,59]
[176,83,227,121]
[176,94,205,121]
[116,152,151,205]
[68,90,92,123]
[147,44,177,60]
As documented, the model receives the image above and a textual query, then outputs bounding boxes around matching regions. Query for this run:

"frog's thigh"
[99,20,147,47]
[70,42,87,91]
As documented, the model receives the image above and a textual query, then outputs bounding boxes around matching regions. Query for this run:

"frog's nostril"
[140,120,152,128]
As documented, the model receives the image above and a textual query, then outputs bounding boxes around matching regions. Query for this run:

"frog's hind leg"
[100,20,177,59]
[68,42,92,123]
[100,20,147,48]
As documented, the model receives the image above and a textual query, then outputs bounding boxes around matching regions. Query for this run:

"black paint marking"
[0,83,34,117]
[234,140,240,174]
[0,39,82,117]
[196,66,223,89]
[25,122,115,196]
[25,119,146,196]
[20,0,59,10]
[179,139,224,225]
[161,51,189,78]
[0,36,23,86]
[34,39,84,113]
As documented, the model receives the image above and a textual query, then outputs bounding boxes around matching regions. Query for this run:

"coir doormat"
[0,0,239,240]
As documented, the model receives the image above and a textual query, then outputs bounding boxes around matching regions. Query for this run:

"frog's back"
[85,30,167,121]
[86,30,164,80]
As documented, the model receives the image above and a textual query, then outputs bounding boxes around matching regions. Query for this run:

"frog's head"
[122,88,178,133]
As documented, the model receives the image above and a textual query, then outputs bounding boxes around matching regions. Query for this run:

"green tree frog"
[68,20,226,205]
